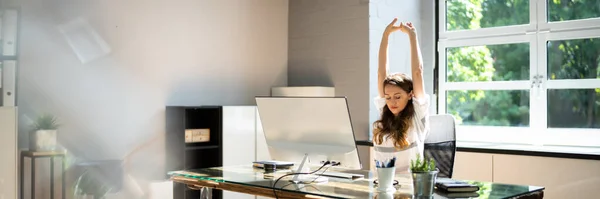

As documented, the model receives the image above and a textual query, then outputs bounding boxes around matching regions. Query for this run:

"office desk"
[168,165,544,199]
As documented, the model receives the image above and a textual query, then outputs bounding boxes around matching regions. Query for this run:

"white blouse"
[372,94,430,173]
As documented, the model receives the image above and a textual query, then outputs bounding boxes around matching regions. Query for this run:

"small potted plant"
[410,154,438,197]
[29,113,60,151]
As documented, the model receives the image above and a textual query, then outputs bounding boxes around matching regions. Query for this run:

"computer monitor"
[255,96,362,182]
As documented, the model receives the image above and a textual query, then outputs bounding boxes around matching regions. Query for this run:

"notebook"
[435,178,480,193]
[435,191,480,198]
[253,160,294,170]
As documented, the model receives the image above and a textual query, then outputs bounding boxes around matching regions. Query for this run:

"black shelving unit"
[166,106,223,199]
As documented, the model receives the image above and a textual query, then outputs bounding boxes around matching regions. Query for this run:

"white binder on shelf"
[0,62,3,89]
[2,9,18,57]
[1,9,19,107]
[0,12,3,90]
[2,60,15,106]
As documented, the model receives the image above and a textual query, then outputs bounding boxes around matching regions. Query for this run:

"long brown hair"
[373,73,415,149]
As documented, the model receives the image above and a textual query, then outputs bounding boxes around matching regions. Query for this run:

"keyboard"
[318,171,364,180]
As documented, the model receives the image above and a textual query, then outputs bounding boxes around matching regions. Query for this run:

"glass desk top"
[168,165,544,199]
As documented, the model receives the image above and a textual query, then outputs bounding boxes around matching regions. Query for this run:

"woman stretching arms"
[373,18,430,173]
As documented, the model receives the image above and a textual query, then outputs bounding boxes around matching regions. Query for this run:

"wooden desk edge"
[514,189,544,199]
[170,176,545,199]
[21,150,67,157]
[170,176,330,199]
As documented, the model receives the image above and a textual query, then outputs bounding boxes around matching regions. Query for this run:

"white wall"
[368,0,436,137]
[288,0,370,141]
[287,0,372,169]
[420,0,437,114]
[288,0,436,170]
[288,0,438,140]
[7,0,288,188]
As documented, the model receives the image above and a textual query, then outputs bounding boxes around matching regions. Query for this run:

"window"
[438,0,600,147]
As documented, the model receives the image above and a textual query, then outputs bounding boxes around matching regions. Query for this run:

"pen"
[375,157,396,168]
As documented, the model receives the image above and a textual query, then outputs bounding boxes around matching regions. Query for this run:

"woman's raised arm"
[400,22,425,99]
[378,18,402,97]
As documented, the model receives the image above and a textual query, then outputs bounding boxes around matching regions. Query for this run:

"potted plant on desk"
[410,154,438,197]
[29,113,60,151]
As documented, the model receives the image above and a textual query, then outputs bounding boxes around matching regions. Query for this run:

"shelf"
[185,145,220,151]
[166,106,224,199]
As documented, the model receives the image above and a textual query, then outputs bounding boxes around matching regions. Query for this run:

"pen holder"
[376,191,394,199]
[376,167,396,192]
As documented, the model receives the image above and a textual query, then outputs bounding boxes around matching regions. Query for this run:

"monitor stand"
[290,154,329,184]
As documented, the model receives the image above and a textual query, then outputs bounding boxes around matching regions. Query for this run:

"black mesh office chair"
[424,114,457,178]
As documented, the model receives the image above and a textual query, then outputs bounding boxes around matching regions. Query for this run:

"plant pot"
[29,129,57,151]
[411,169,438,197]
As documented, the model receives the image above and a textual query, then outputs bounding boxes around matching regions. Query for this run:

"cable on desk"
[303,162,337,185]
[279,162,337,193]
[278,165,329,191]
[271,161,334,199]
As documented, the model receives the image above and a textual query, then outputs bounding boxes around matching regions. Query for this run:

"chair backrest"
[423,114,457,178]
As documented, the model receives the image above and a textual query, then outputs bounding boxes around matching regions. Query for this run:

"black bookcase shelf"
[166,106,223,199]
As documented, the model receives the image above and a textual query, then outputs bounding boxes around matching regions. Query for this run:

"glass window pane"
[447,43,530,82]
[548,89,600,128]
[547,38,600,80]
[548,0,600,22]
[446,90,530,126]
[446,0,529,31]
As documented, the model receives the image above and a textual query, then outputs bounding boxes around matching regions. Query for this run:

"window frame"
[437,0,537,40]
[537,29,600,147]
[438,34,536,120]
[537,0,600,32]
[437,0,600,147]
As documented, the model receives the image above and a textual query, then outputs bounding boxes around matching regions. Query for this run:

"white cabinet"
[254,109,271,199]
[493,154,600,199]
[222,106,257,167]
[0,107,17,199]
[222,106,257,199]
[454,151,600,199]
[221,106,271,199]
[453,152,493,182]
[222,106,270,167]
[255,108,270,161]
